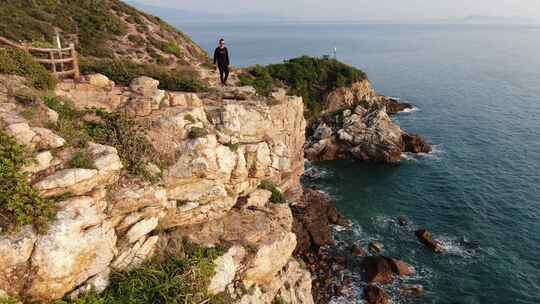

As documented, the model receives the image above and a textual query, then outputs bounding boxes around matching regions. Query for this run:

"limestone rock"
[31,127,65,149]
[88,74,114,90]
[125,217,159,243]
[0,227,37,296]
[69,268,111,299]
[245,189,272,209]
[22,151,53,174]
[168,92,202,107]
[6,123,36,147]
[208,246,247,295]
[34,168,99,197]
[26,196,116,302]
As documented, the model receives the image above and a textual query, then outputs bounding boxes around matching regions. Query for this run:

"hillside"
[0,0,212,90]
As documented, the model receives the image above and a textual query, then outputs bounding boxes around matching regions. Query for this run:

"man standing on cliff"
[213,38,230,86]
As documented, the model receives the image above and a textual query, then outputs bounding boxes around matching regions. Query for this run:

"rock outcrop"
[306,102,431,164]
[415,229,444,253]
[0,74,310,303]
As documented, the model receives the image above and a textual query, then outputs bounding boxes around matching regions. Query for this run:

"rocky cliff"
[0,74,311,303]
[306,81,431,164]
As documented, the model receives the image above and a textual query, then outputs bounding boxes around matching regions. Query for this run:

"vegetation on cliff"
[0,0,208,91]
[0,131,56,234]
[55,243,230,304]
[0,48,56,90]
[44,96,161,180]
[240,56,367,117]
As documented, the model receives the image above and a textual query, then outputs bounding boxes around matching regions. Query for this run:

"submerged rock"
[364,284,390,304]
[415,229,444,253]
[400,284,425,297]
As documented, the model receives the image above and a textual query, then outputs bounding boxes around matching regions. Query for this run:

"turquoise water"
[181,23,540,303]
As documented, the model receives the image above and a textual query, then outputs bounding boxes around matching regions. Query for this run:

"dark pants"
[218,65,229,84]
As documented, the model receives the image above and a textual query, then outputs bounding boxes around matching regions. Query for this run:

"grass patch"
[56,243,231,304]
[0,131,56,234]
[258,180,287,204]
[188,127,208,139]
[0,48,56,90]
[80,58,207,92]
[240,56,367,118]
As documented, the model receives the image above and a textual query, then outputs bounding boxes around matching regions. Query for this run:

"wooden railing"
[0,36,80,81]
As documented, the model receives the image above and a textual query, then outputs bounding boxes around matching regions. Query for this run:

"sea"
[180,22,540,303]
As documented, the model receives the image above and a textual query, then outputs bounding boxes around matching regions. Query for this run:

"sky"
[131,0,540,23]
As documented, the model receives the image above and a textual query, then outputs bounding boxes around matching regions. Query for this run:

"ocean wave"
[401,144,445,161]
[399,106,420,114]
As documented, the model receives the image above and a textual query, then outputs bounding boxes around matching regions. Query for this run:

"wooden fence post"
[70,43,80,81]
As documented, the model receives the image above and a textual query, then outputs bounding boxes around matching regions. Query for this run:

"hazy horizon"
[129,0,540,24]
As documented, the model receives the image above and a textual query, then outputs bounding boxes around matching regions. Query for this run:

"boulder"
[291,189,347,256]
[364,285,390,304]
[400,284,424,297]
[415,229,444,253]
[368,241,384,254]
[88,74,114,90]
[386,257,416,277]
[361,256,395,285]
[402,133,432,154]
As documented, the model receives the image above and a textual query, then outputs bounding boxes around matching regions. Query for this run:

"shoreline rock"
[416,229,444,253]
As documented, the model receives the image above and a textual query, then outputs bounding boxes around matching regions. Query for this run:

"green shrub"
[127,34,145,47]
[56,243,229,304]
[0,297,18,304]
[0,48,56,90]
[0,131,56,234]
[80,58,207,92]
[69,151,93,169]
[226,142,240,152]
[259,180,287,204]
[241,56,367,118]
[83,110,157,179]
[0,0,128,58]
[239,65,274,97]
[184,114,196,123]
[44,96,91,147]
[188,127,209,139]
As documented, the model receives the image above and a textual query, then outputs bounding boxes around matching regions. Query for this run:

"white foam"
[399,106,420,113]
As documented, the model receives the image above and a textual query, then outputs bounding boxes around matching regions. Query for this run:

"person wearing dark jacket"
[213,38,230,85]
